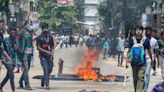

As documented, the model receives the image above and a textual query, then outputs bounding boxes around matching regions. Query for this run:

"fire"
[76,49,98,81]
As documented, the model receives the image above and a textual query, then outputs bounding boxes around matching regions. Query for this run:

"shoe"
[25,86,32,90]
[41,79,44,88]
[19,81,24,88]
[45,86,50,90]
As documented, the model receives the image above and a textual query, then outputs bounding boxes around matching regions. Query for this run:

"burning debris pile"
[76,49,126,82]
[33,48,127,82]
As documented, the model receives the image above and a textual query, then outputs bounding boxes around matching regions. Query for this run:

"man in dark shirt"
[125,26,152,92]
[36,22,54,90]
[0,19,4,77]
[0,26,17,92]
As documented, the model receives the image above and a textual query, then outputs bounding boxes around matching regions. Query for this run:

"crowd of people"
[125,25,164,92]
[0,19,163,92]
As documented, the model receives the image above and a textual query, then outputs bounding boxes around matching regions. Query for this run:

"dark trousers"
[132,65,146,92]
[118,51,124,66]
[0,63,15,91]
[40,57,53,87]
[103,48,108,59]
[19,54,32,87]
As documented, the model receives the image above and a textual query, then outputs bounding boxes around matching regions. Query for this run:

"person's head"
[40,22,49,35]
[24,20,29,29]
[8,26,16,38]
[161,31,164,39]
[151,29,157,38]
[0,19,4,31]
[134,25,144,39]
[16,27,20,32]
[145,26,152,38]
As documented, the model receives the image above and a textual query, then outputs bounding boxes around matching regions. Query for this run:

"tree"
[97,2,112,32]
[0,0,10,23]
[37,0,77,34]
[74,0,84,33]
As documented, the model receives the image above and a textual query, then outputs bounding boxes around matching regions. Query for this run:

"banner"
[57,0,74,5]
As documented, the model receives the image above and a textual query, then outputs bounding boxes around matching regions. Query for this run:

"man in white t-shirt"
[144,28,159,92]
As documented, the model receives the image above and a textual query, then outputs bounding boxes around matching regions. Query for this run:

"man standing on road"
[0,27,17,92]
[36,22,54,90]
[125,26,152,92]
[18,21,32,90]
[0,20,4,74]
[19,24,33,90]
[151,30,160,76]
[158,31,164,80]
[117,33,125,67]
[144,27,159,92]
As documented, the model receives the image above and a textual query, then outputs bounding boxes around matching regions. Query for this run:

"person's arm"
[37,46,51,55]
[148,48,153,63]
[125,48,130,68]
[155,49,160,68]
[2,50,12,61]
[147,39,153,64]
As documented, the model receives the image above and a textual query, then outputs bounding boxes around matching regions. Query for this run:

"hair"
[9,26,16,31]
[145,26,152,31]
[134,25,144,31]
[161,31,164,36]
[0,19,4,23]
[40,22,49,30]
[24,20,28,27]
[152,29,157,33]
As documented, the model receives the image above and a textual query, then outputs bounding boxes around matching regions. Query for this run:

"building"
[145,1,164,35]
[84,0,101,34]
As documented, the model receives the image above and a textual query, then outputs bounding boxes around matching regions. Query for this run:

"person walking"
[158,31,164,80]
[151,30,160,76]
[103,38,109,60]
[36,22,54,90]
[19,25,33,90]
[0,27,17,92]
[125,26,152,92]
[144,27,159,92]
[0,20,4,74]
[117,33,125,67]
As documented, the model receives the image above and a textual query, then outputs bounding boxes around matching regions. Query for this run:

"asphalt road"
[0,45,163,92]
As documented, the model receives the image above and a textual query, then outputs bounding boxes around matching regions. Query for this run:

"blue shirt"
[103,41,109,49]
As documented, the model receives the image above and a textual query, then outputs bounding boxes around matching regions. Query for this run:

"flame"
[76,49,98,81]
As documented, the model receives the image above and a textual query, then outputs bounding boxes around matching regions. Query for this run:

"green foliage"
[97,2,112,30]
[37,0,78,32]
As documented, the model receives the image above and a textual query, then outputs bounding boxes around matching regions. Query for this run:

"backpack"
[130,37,146,66]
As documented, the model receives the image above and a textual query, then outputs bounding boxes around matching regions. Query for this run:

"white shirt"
[117,37,125,52]
[146,37,159,60]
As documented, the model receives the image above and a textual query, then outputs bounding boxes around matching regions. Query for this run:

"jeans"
[144,58,151,90]
[40,57,53,87]
[118,51,124,66]
[159,56,164,78]
[19,54,32,87]
[132,65,146,92]
[0,62,15,91]
[152,59,156,72]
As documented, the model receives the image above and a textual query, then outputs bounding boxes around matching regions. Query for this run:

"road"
[0,45,163,92]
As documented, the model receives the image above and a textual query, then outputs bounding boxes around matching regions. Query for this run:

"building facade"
[84,0,101,34]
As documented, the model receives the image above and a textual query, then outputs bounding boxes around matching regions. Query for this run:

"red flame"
[76,49,99,81]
